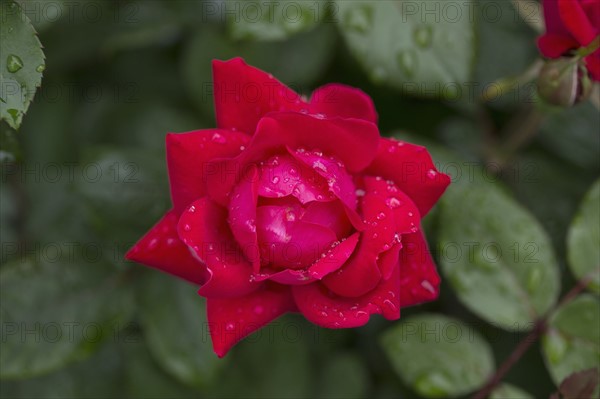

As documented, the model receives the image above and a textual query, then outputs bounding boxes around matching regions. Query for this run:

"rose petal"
[558,0,599,46]
[250,230,360,285]
[207,284,296,357]
[256,205,337,269]
[542,0,574,38]
[205,113,379,205]
[302,201,353,239]
[378,242,402,281]
[166,130,249,213]
[585,51,600,81]
[125,210,207,285]
[290,147,357,210]
[212,58,304,135]
[398,230,441,307]
[177,198,260,298]
[365,138,451,217]
[257,153,336,204]
[309,83,378,123]
[292,264,400,329]
[537,33,580,58]
[228,165,261,271]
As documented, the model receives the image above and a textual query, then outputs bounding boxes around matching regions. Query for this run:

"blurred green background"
[1,1,599,398]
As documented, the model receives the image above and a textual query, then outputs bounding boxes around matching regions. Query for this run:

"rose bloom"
[538,0,600,81]
[126,58,450,357]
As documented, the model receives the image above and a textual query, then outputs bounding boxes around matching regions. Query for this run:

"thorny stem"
[471,273,597,399]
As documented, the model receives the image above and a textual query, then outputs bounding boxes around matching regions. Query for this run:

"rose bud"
[537,0,600,82]
[126,58,450,357]
[538,57,593,107]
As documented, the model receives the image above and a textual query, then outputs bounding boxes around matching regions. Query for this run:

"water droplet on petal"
[397,50,418,78]
[184,224,191,232]
[212,133,226,143]
[356,189,366,197]
[386,197,401,208]
[344,5,373,33]
[427,169,437,179]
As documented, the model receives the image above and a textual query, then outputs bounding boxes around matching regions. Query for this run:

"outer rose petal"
[292,264,400,329]
[365,138,450,217]
[542,0,574,38]
[309,84,378,123]
[585,51,600,81]
[212,58,304,135]
[558,0,599,46]
[398,230,441,307]
[206,113,380,205]
[125,210,207,285]
[207,284,296,357]
[537,33,580,58]
[166,130,249,213]
[177,198,261,298]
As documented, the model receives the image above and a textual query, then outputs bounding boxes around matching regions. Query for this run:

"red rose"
[538,0,600,81]
[126,58,450,357]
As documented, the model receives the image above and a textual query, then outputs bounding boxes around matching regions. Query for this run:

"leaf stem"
[471,273,596,399]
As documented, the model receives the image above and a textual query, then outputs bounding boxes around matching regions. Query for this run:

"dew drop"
[344,5,373,33]
[271,176,280,184]
[413,25,433,48]
[396,49,418,78]
[426,169,437,179]
[36,64,45,73]
[184,224,191,232]
[225,323,235,331]
[212,132,226,143]
[356,189,366,197]
[386,197,401,208]
[6,54,23,73]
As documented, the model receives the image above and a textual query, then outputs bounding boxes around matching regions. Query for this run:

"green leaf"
[439,182,561,330]
[567,179,600,294]
[181,23,336,119]
[336,0,475,97]
[542,295,600,395]
[137,272,223,389]
[0,1,45,129]
[316,352,369,399]
[489,383,534,399]
[539,103,600,169]
[226,0,327,41]
[380,314,495,398]
[0,342,123,398]
[0,257,134,379]
[0,122,20,162]
[75,147,170,246]
[208,315,314,398]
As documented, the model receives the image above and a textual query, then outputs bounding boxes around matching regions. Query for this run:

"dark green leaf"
[439,181,561,330]
[316,352,369,399]
[542,295,600,394]
[0,257,134,379]
[567,179,600,294]
[489,383,534,399]
[137,272,223,389]
[336,0,475,97]
[0,1,45,129]
[380,314,495,398]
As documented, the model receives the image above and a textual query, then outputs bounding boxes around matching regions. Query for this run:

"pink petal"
[365,138,451,217]
[250,230,360,285]
[257,153,336,204]
[228,165,261,271]
[558,0,599,46]
[378,242,402,281]
[207,284,296,357]
[290,147,357,210]
[292,264,400,329]
[302,201,353,239]
[205,113,380,205]
[256,205,337,269]
[166,130,249,213]
[309,84,378,123]
[125,210,207,285]
[398,230,441,307]
[177,198,260,298]
[542,0,574,38]
[212,58,304,135]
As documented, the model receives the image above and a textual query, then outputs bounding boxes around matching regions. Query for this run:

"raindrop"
[414,372,451,397]
[527,268,541,292]
[6,54,23,73]
[427,169,437,179]
[184,224,191,231]
[239,145,246,151]
[413,25,433,48]
[36,64,45,73]
[377,212,386,220]
[382,299,397,312]
[344,5,373,33]
[148,238,158,249]
[356,189,366,197]
[212,132,226,143]
[396,50,418,78]
[225,323,235,331]
[188,205,196,213]
[386,197,401,208]
[271,176,280,184]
